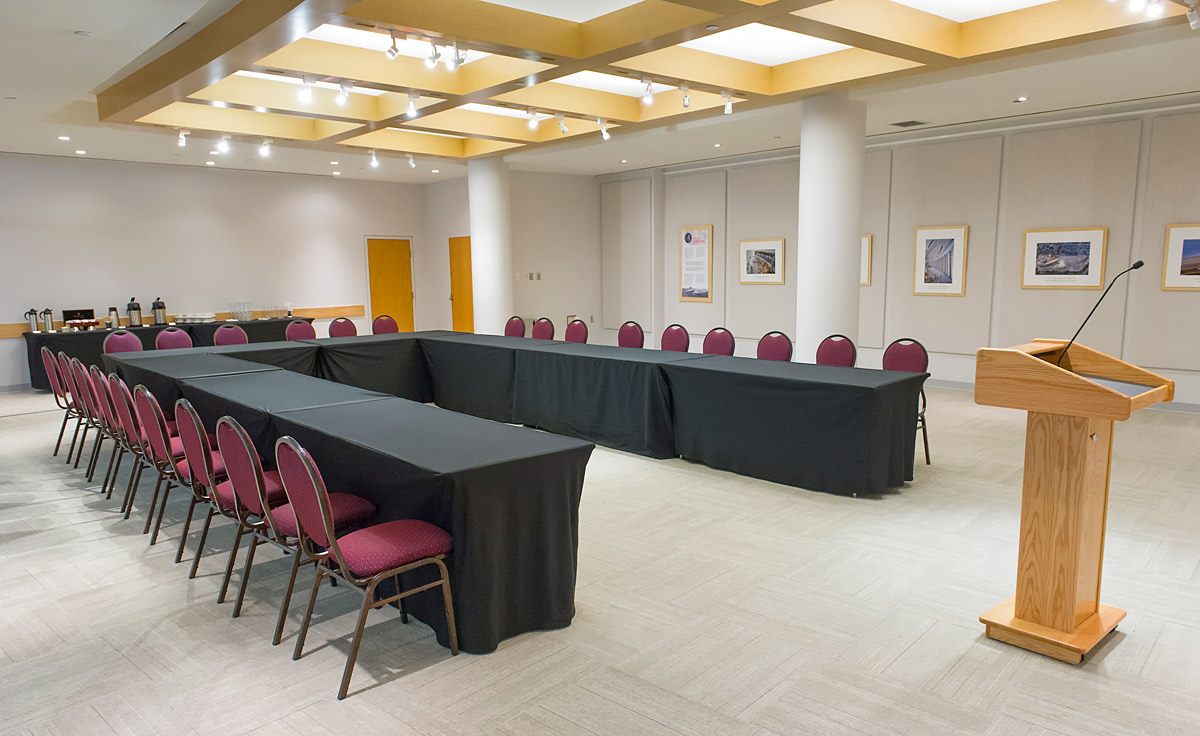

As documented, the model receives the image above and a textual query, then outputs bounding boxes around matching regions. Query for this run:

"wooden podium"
[974,339,1173,663]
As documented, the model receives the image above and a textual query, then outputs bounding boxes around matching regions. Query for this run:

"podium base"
[980,596,1125,664]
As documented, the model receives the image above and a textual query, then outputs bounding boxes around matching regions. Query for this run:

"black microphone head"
[1132,260,1145,269]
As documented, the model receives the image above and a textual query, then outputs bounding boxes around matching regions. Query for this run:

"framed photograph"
[739,238,785,285]
[679,225,713,302]
[1163,224,1200,291]
[1021,227,1107,289]
[860,235,872,286]
[913,226,968,296]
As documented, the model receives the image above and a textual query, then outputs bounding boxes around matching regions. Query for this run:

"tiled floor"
[1,387,1199,735]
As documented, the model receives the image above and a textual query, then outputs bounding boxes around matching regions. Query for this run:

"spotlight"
[370,149,380,168]
[557,113,568,134]
[642,78,654,105]
[600,118,610,141]
[1146,0,1164,17]
[384,29,401,60]
[680,83,690,108]
[177,130,188,147]
[425,41,440,69]
[1128,0,1147,10]
[1189,4,1200,30]
[445,40,466,70]
[216,135,230,154]
[406,91,419,117]
[722,90,733,115]
[336,81,351,106]
[407,153,416,169]
[298,76,312,103]
[259,139,271,157]
[527,107,539,131]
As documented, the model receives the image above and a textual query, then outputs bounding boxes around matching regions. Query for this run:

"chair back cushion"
[154,327,193,350]
[756,332,793,361]
[285,320,316,341]
[174,399,217,489]
[504,316,526,337]
[372,315,399,334]
[531,318,554,340]
[109,375,143,453]
[41,347,69,402]
[328,318,358,338]
[213,324,249,345]
[661,324,689,352]
[275,437,338,549]
[565,320,588,344]
[69,359,101,422]
[815,334,857,367]
[103,330,143,354]
[702,328,735,356]
[134,386,174,466]
[882,338,929,373]
[618,321,645,348]
[217,417,271,518]
[89,364,119,433]
[56,352,81,406]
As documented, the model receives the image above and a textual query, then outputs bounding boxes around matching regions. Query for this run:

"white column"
[794,91,867,361]
[467,157,514,335]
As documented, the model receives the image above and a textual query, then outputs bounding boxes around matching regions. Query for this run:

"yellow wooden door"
[449,236,474,333]
[366,238,415,331]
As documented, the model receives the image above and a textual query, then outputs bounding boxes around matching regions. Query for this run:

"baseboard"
[0,383,35,394]
[926,379,975,392]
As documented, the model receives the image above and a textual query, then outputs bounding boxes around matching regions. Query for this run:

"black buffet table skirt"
[184,317,309,347]
[272,398,594,653]
[513,342,712,458]
[102,352,280,413]
[202,340,321,376]
[300,331,456,402]
[662,357,927,495]
[417,333,562,422]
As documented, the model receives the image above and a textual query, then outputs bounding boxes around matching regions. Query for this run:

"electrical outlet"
[536,272,542,280]
[589,315,594,323]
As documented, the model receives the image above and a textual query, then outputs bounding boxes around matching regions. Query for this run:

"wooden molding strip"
[0,304,365,340]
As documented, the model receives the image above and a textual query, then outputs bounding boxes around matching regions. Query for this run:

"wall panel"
[725,161,798,342]
[601,178,653,331]
[663,171,727,336]
[859,149,892,349]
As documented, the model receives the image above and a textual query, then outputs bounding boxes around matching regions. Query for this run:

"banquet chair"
[503,316,525,337]
[55,352,88,464]
[882,337,931,465]
[155,327,193,350]
[277,436,458,699]
[372,315,399,334]
[69,358,108,479]
[816,334,857,368]
[702,327,735,356]
[213,324,249,346]
[329,318,358,338]
[618,321,645,349]
[109,375,158,518]
[103,330,143,354]
[661,324,690,352]
[564,319,588,344]
[216,416,375,639]
[80,362,122,488]
[756,331,793,362]
[531,317,554,340]
[41,347,80,457]
[133,385,191,544]
[285,320,316,341]
[90,365,128,498]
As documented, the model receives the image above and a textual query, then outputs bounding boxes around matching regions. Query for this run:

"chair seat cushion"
[165,419,178,438]
[214,470,285,512]
[176,452,226,485]
[272,493,376,539]
[336,519,452,578]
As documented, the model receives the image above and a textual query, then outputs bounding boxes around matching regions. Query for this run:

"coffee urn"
[152,297,167,325]
[107,306,120,329]
[24,309,38,332]
[39,308,54,333]
[126,298,143,327]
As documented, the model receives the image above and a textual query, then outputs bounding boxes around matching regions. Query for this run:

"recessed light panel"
[233,70,387,96]
[554,71,671,97]
[458,103,552,120]
[305,24,488,65]
[475,0,641,22]
[888,0,1057,23]
[680,23,849,66]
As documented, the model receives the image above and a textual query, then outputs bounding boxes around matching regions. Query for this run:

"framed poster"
[1163,224,1200,290]
[861,235,872,286]
[1021,227,1107,289]
[739,238,785,285]
[913,226,968,296]
[680,225,713,302]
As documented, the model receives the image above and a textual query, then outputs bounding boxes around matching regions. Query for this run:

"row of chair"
[39,345,456,700]
[102,315,401,355]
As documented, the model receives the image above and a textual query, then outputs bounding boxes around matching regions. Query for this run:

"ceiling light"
[600,118,610,141]
[425,40,440,69]
[57,135,70,141]
[298,76,313,103]
[330,161,339,165]
[557,113,568,134]
[642,78,654,105]
[385,29,401,60]
[205,161,215,166]
[1146,0,1164,17]
[216,136,230,154]
[620,159,628,164]
[332,171,341,176]
[1189,4,1200,30]
[722,90,733,115]
[680,83,690,108]
[75,150,86,155]
[445,40,466,71]
[209,150,219,155]
[370,150,380,168]
[177,130,188,147]
[1128,0,1147,10]
[527,107,539,130]
[431,169,440,173]
[336,81,351,105]
[260,139,271,157]
[1014,96,1028,103]
[407,91,419,117]
[705,24,720,31]
[407,153,416,169]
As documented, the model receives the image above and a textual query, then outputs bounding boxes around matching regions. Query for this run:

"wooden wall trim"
[0,304,365,340]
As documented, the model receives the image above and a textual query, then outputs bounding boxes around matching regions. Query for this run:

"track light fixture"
[1189,3,1200,30]
[425,40,440,69]
[1146,0,1163,17]
[557,113,568,134]
[599,118,610,141]
[216,135,230,154]
[177,130,188,147]
[336,81,351,105]
[722,90,733,115]
[384,29,401,60]
[527,107,539,131]
[406,90,419,118]
[370,150,380,168]
[642,78,654,105]
[259,139,271,157]
[298,76,313,103]
[407,153,416,169]
[445,40,467,71]
[680,83,690,109]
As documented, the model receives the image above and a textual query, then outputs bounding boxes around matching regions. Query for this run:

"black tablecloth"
[301,331,456,402]
[202,340,321,376]
[271,398,594,653]
[662,357,927,495]
[513,342,712,458]
[102,352,280,413]
[417,333,562,422]
[185,317,309,347]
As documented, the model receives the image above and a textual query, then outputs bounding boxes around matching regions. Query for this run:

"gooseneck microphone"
[1056,260,1144,367]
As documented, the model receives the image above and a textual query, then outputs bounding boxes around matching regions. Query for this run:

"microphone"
[1056,260,1144,367]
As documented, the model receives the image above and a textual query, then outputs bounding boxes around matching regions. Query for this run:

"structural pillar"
[794,91,867,361]
[467,157,515,335]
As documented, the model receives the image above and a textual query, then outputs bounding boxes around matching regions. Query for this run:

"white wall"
[0,152,426,389]
[421,176,469,330]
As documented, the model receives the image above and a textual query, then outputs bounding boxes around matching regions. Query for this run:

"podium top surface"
[974,339,1174,420]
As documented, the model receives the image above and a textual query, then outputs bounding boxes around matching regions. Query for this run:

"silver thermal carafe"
[24,309,38,332]
[40,309,54,333]
[126,298,143,327]
[152,297,167,325]
[107,307,120,329]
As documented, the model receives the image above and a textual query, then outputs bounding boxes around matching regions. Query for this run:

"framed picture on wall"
[680,225,713,302]
[739,238,785,285]
[1021,227,1107,289]
[913,226,968,296]
[1163,224,1200,290]
[861,235,872,286]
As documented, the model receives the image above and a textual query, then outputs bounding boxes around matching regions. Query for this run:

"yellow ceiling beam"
[136,102,359,141]
[580,1,718,57]
[615,46,773,95]
[792,0,960,58]
[405,108,615,144]
[770,47,921,94]
[492,83,642,122]
[189,75,380,120]
[463,138,523,158]
[341,127,467,156]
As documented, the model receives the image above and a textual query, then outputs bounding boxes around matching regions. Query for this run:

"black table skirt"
[300,331,456,403]
[184,318,310,347]
[418,334,562,422]
[662,357,926,495]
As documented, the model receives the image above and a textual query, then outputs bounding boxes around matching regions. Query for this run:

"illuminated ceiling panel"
[459,103,553,120]
[554,71,672,97]
[476,0,643,22]
[233,70,387,96]
[679,23,850,66]
[888,0,1059,23]
[305,23,489,64]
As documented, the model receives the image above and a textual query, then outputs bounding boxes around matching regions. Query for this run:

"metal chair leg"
[233,536,260,618]
[73,425,90,469]
[217,525,246,603]
[293,566,325,661]
[174,496,199,563]
[149,481,174,545]
[122,462,145,519]
[922,418,931,465]
[273,549,305,646]
[100,441,119,496]
[188,508,215,579]
[142,473,166,534]
[65,417,82,464]
[86,434,105,481]
[53,411,70,456]
[436,560,460,656]
[338,581,378,700]
[106,448,126,500]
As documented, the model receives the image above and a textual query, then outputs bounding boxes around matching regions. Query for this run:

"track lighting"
[445,40,466,71]
[216,135,230,154]
[1146,0,1163,17]
[680,83,690,108]
[722,90,733,115]
[298,76,312,103]
[370,150,380,168]
[1189,3,1200,30]
[384,29,401,60]
[406,91,419,118]
[259,139,271,157]
[527,108,539,131]
[336,81,351,105]
[177,130,188,147]
[557,113,568,134]
[599,118,610,141]
[642,78,654,105]
[407,153,416,169]
[425,41,440,69]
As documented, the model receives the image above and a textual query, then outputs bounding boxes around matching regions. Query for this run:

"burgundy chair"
[329,318,358,338]
[564,319,588,344]
[816,334,857,368]
[756,331,793,362]
[109,374,152,517]
[213,324,249,346]
[173,398,238,581]
[41,347,80,457]
[277,436,458,699]
[217,417,375,638]
[86,364,124,493]
[661,324,689,353]
[372,315,399,334]
[55,352,88,464]
[883,337,931,465]
[531,317,554,340]
[90,366,129,499]
[154,327,193,350]
[133,385,189,544]
[69,358,107,478]
[503,316,525,337]
[618,321,645,349]
[285,320,316,341]
[702,328,735,356]
[103,330,143,354]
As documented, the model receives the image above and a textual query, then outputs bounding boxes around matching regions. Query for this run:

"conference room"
[2,0,1199,732]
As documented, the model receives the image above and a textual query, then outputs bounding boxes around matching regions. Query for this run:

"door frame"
[362,235,416,326]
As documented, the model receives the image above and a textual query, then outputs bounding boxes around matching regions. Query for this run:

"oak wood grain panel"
[975,347,1132,420]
